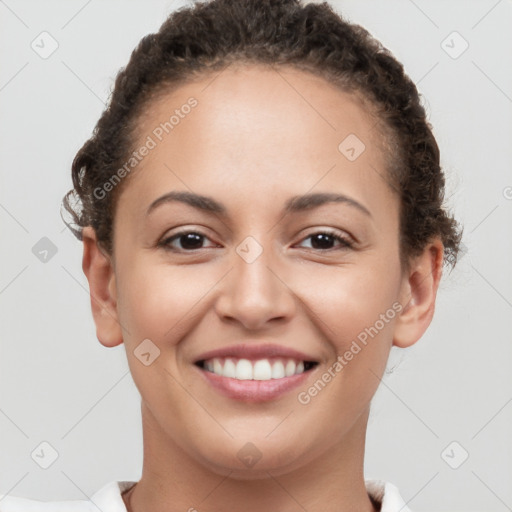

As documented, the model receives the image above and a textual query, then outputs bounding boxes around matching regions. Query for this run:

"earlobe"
[393,239,444,348]
[81,226,123,348]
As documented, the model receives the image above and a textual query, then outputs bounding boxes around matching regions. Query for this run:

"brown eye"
[159,231,216,251]
[297,231,353,251]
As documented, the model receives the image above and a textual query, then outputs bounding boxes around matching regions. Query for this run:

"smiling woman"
[1,0,463,511]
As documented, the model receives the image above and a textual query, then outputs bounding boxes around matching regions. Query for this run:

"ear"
[393,238,444,348]
[81,226,123,348]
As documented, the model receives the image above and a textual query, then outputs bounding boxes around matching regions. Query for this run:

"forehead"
[118,63,396,222]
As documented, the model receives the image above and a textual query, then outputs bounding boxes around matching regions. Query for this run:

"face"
[85,63,442,478]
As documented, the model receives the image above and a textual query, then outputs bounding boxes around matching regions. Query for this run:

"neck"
[123,404,379,512]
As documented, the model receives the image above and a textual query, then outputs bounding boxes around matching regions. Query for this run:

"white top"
[0,480,412,511]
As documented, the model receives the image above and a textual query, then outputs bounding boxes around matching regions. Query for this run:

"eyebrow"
[146,191,372,218]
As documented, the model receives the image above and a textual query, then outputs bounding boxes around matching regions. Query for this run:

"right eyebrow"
[146,191,226,216]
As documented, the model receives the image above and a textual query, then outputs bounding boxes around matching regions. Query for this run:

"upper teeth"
[203,358,306,380]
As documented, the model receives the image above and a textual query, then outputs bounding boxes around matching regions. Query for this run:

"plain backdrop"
[0,1,511,511]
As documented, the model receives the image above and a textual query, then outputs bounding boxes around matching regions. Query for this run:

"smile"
[196,357,318,381]
[192,343,320,401]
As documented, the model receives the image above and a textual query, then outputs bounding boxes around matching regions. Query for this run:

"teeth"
[285,359,296,377]
[235,359,253,380]
[253,359,272,380]
[223,358,236,378]
[213,358,222,375]
[271,360,285,379]
[202,357,311,381]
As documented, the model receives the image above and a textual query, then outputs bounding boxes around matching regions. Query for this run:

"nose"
[214,241,296,331]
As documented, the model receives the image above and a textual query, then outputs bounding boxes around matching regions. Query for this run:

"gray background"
[1,1,511,511]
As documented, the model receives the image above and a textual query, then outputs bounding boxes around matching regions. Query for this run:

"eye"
[158,229,353,253]
[295,230,354,251]
[158,230,218,251]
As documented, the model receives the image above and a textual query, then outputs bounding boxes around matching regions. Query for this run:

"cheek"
[292,264,401,422]
[295,258,401,347]
[115,257,219,345]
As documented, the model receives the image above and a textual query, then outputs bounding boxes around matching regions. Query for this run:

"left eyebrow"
[145,191,372,218]
[284,192,372,218]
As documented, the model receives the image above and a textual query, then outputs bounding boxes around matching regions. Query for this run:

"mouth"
[192,343,321,402]
[195,357,318,380]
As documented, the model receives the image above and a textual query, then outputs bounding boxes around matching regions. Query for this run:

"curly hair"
[62,0,463,274]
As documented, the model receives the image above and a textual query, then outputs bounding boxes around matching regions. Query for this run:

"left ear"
[393,238,444,348]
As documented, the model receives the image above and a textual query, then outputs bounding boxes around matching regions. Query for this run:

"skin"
[82,63,444,512]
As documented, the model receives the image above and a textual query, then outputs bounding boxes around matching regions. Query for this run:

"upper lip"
[194,343,319,364]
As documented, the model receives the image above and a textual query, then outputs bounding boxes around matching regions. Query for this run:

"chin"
[193,437,316,479]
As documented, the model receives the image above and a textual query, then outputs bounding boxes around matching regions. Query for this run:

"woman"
[0,0,462,510]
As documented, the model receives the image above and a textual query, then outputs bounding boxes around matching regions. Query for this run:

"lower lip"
[195,365,314,402]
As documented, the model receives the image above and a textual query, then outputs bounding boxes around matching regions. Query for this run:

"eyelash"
[158,229,354,253]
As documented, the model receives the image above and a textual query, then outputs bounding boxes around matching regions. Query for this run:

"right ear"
[81,226,123,347]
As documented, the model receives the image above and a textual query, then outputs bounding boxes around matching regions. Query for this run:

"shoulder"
[0,481,136,512]
[365,479,412,512]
